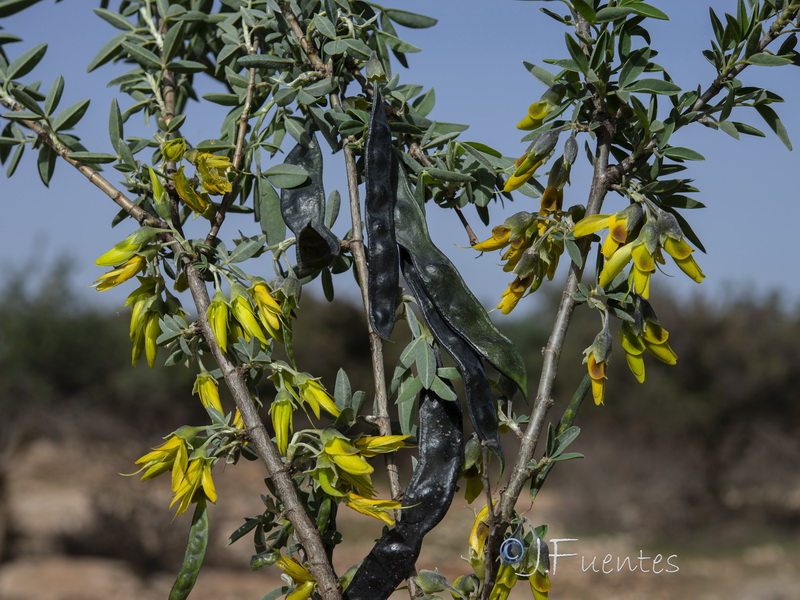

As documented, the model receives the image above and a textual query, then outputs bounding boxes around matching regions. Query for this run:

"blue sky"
[2,1,799,313]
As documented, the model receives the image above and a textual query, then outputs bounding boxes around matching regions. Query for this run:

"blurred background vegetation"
[1,265,799,597]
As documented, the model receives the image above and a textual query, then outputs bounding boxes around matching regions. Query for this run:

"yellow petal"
[572,214,611,238]
[598,243,633,287]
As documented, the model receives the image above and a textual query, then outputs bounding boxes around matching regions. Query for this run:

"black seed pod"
[344,383,463,600]
[279,133,340,272]
[401,250,502,460]
[364,89,399,340]
[393,166,527,395]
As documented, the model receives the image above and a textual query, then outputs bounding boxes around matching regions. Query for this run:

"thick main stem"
[184,267,342,599]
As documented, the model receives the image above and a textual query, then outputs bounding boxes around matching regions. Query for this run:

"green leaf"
[0,0,43,18]
[37,144,56,186]
[630,3,669,20]
[6,43,47,80]
[87,33,126,72]
[2,110,45,121]
[623,78,682,95]
[572,0,596,22]
[418,342,436,389]
[429,375,457,402]
[108,98,124,154]
[522,61,556,87]
[5,142,23,177]
[747,52,793,66]
[43,75,64,115]
[376,31,422,54]
[594,7,636,22]
[121,41,162,70]
[325,189,340,228]
[51,99,90,131]
[264,163,310,188]
[168,60,206,73]
[732,121,766,137]
[93,7,135,31]
[551,452,585,462]
[343,39,372,60]
[10,87,44,116]
[312,13,338,39]
[754,104,792,150]
[256,178,286,245]
[228,234,267,264]
[67,151,118,164]
[383,8,437,29]
[202,93,239,106]
[334,368,352,410]
[237,55,294,69]
[565,33,588,74]
[163,21,185,62]
[663,147,705,161]
[717,121,739,140]
[424,167,474,183]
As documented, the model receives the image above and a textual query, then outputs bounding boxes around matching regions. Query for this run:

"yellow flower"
[170,455,217,515]
[516,84,564,130]
[95,240,138,267]
[195,152,234,195]
[497,273,534,315]
[489,563,518,600]
[503,130,560,192]
[572,204,643,258]
[232,409,245,429]
[298,378,341,419]
[93,255,146,291]
[587,352,607,405]
[173,166,215,219]
[323,436,373,476]
[641,319,678,365]
[230,286,268,346]
[193,372,223,413]
[503,154,544,192]
[662,235,705,282]
[206,290,229,353]
[270,395,293,455]
[345,492,401,526]
[277,555,316,600]
[469,504,492,580]
[353,435,411,457]
[135,432,189,483]
[473,225,511,252]
[250,282,284,341]
[162,138,186,162]
[529,568,551,600]
[584,326,612,405]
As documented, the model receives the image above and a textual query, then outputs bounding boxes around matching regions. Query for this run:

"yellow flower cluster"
[473,211,564,314]
[573,206,704,298]
[206,282,286,353]
[162,141,235,220]
[310,430,408,525]
[133,427,217,516]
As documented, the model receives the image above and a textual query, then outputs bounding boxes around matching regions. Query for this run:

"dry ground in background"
[1,439,798,600]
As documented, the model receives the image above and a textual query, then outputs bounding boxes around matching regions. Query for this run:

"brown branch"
[0,100,163,227]
[281,3,329,75]
[691,6,800,113]
[183,265,342,599]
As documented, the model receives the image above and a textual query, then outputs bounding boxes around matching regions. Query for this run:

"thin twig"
[205,35,260,246]
[408,142,479,245]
